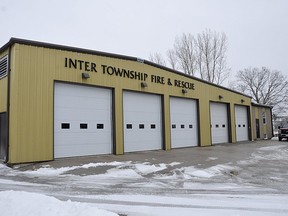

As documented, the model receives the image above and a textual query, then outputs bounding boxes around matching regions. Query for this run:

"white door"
[170,97,198,148]
[123,91,162,152]
[210,102,229,144]
[54,83,112,158]
[235,105,249,141]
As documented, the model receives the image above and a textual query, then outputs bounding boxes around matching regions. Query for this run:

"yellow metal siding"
[0,50,8,113]
[9,45,54,163]
[251,106,273,140]
[0,77,7,112]
[8,43,252,163]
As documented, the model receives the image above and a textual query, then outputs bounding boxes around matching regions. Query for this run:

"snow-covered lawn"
[0,191,117,216]
[1,141,288,215]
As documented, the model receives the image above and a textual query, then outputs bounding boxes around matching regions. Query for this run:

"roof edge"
[251,102,273,109]
[1,37,251,98]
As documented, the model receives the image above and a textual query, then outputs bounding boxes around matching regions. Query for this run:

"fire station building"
[0,38,273,164]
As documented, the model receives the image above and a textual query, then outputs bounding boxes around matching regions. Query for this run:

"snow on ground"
[0,190,117,216]
[87,194,288,216]
[1,141,288,215]
[23,161,133,176]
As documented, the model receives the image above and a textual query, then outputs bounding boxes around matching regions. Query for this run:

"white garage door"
[123,91,162,152]
[210,102,229,144]
[54,83,112,158]
[170,97,198,148]
[235,105,249,142]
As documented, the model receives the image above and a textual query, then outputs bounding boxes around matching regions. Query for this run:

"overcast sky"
[0,0,287,83]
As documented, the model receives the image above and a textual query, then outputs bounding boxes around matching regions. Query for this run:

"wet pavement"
[1,139,288,215]
[0,139,285,194]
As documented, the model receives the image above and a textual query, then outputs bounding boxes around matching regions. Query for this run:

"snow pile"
[97,167,142,178]
[24,161,132,176]
[0,191,117,216]
[135,163,167,175]
[182,164,239,178]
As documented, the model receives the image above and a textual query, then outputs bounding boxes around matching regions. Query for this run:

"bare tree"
[173,33,197,76]
[195,29,230,84]
[148,52,166,66]
[235,67,288,114]
[148,29,230,84]
[166,49,178,70]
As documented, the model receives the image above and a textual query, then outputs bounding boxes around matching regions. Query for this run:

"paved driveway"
[1,139,288,215]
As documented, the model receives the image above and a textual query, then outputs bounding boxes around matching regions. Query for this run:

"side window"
[262,111,266,124]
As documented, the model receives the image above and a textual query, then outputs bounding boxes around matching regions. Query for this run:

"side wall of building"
[252,105,273,140]
[0,50,8,113]
[0,50,9,161]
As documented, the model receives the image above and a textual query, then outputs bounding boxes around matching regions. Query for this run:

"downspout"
[270,107,274,137]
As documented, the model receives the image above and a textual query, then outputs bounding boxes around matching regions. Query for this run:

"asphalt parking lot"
[16,139,288,184]
[2,139,288,216]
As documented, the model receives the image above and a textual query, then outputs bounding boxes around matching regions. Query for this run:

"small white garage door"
[210,102,229,144]
[170,97,198,148]
[123,91,162,152]
[235,105,249,142]
[54,83,112,158]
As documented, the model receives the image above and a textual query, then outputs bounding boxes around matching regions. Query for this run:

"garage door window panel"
[61,123,70,129]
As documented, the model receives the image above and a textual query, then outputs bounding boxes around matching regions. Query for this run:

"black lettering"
[151,75,156,83]
[191,83,195,90]
[101,64,107,74]
[69,58,77,69]
[130,71,135,79]
[181,81,187,88]
[114,67,123,77]
[65,58,68,67]
[123,69,129,78]
[134,71,141,80]
[85,62,90,71]
[91,63,97,72]
[174,79,180,87]
[107,66,114,75]
[78,60,84,70]
[144,73,148,81]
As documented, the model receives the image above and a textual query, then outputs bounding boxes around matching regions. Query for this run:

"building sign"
[65,57,195,90]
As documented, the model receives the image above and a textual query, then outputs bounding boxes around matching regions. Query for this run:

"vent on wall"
[0,55,8,79]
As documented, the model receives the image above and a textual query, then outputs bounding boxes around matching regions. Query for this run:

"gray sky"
[0,0,287,83]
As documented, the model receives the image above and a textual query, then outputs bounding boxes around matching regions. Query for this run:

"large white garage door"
[210,102,229,144]
[54,83,112,158]
[235,105,249,142]
[123,91,162,152]
[170,97,198,148]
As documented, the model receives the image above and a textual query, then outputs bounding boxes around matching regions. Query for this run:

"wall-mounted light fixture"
[241,99,245,103]
[141,82,148,88]
[182,89,187,94]
[82,72,90,79]
[219,95,223,100]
